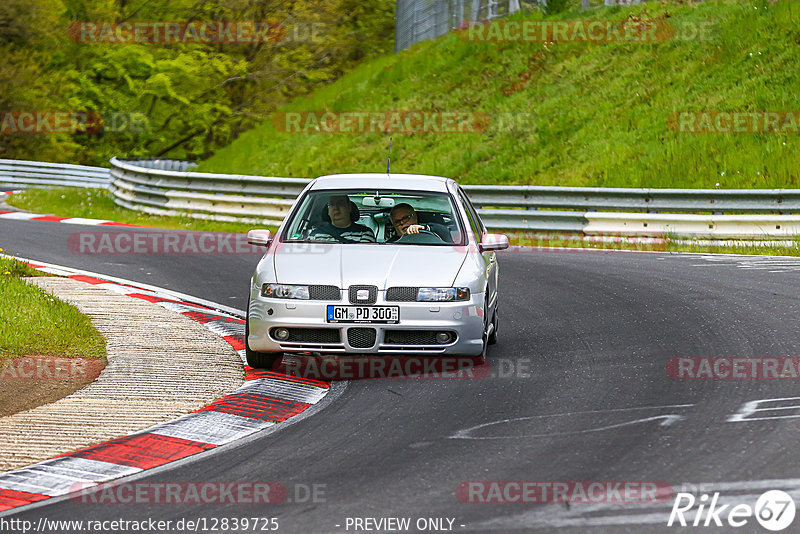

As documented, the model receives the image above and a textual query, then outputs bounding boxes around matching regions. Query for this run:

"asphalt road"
[3,218,800,533]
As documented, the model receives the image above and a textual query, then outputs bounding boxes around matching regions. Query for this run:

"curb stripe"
[126,293,213,309]
[68,274,111,285]
[147,412,275,446]
[70,434,216,470]
[0,207,155,228]
[204,321,247,341]
[221,334,245,351]
[0,489,48,511]
[98,221,148,227]
[245,368,330,389]
[200,395,311,422]
[0,212,37,220]
[31,216,69,222]
[238,378,329,404]
[0,458,142,497]
[182,311,245,324]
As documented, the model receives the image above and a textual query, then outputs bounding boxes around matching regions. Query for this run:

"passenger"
[387,203,449,243]
[309,195,375,243]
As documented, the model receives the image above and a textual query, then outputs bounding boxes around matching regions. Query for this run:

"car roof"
[308,173,453,193]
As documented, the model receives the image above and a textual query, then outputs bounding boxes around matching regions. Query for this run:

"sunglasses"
[392,213,415,226]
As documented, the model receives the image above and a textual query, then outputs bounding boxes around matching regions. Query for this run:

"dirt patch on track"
[0,356,106,417]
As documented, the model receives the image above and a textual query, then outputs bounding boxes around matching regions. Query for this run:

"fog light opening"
[274,328,290,341]
[436,332,453,344]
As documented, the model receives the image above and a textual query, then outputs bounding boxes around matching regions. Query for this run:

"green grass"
[7,188,277,234]
[195,0,800,189]
[0,257,106,360]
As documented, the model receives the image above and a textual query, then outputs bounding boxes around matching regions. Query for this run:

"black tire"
[479,297,490,358]
[245,307,280,369]
[488,305,498,345]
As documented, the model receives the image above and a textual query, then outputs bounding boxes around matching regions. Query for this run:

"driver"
[387,203,449,242]
[309,195,375,243]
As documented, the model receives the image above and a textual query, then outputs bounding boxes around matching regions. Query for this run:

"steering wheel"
[396,229,445,244]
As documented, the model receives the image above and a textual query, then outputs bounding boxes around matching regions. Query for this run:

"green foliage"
[197,0,800,189]
[0,0,396,165]
[543,0,571,16]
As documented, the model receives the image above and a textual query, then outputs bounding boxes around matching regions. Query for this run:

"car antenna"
[386,137,392,177]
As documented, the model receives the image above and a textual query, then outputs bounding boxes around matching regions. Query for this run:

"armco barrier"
[109,157,308,224]
[0,159,110,189]
[3,157,800,238]
[108,159,800,238]
[460,185,800,214]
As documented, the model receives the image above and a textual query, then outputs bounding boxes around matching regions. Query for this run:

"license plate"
[326,305,399,324]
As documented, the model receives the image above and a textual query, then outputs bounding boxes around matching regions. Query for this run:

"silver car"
[245,173,509,369]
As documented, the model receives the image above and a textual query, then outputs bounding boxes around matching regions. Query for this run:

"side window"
[457,189,482,243]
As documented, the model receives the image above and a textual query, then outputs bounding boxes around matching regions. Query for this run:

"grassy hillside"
[197,0,800,188]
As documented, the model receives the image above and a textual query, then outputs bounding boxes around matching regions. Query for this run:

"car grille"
[348,285,377,305]
[272,328,340,343]
[384,330,455,345]
[385,287,419,302]
[309,285,341,300]
[347,327,376,348]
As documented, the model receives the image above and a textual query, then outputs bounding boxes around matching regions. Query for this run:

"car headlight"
[262,283,310,299]
[416,287,470,302]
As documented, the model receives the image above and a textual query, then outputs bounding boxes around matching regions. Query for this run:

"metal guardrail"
[461,185,800,214]
[0,159,110,189]
[108,158,800,238]
[109,157,309,224]
[3,157,799,239]
[116,159,199,172]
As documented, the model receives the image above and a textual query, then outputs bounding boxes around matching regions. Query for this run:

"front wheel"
[245,308,280,369]
[488,305,498,345]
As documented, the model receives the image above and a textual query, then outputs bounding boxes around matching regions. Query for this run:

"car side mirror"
[479,233,509,252]
[247,229,272,246]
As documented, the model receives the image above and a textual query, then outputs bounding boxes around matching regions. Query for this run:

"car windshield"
[282,189,465,245]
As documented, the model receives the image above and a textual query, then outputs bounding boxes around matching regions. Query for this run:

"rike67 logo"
[668,490,796,531]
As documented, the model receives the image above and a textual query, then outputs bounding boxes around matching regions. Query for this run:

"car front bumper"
[247,291,486,356]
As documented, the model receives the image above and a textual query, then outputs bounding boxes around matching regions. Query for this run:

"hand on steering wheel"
[396,229,444,243]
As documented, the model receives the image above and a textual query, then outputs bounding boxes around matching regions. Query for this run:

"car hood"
[273,243,468,288]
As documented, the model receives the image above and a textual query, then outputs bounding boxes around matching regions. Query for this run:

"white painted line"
[238,378,329,404]
[34,457,143,481]
[0,458,141,496]
[147,411,274,446]
[59,217,112,225]
[0,212,38,220]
